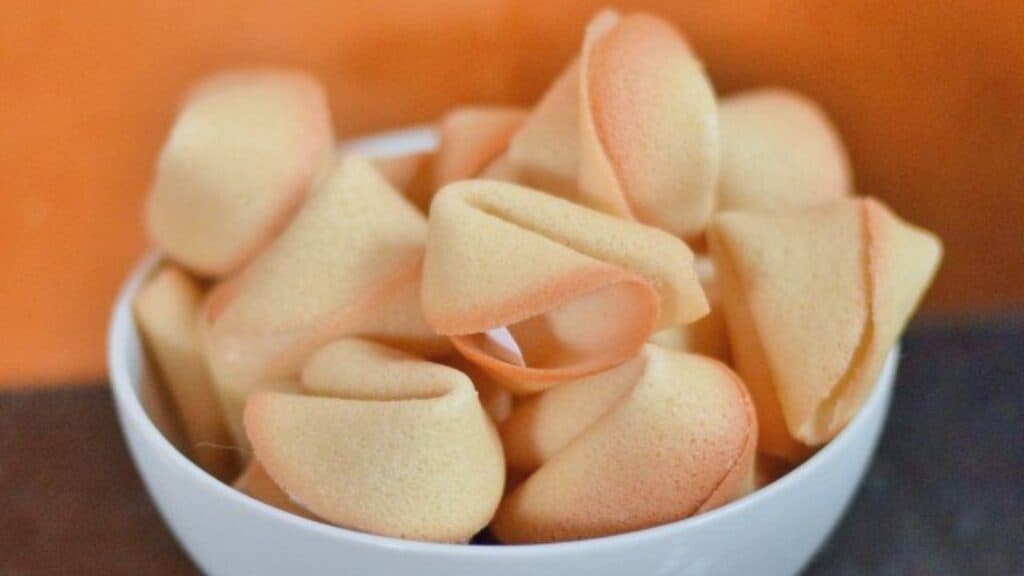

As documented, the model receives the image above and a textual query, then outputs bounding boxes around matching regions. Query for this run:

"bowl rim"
[109,126,898,558]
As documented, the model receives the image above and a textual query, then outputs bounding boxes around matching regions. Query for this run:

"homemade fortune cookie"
[372,151,434,212]
[578,11,719,239]
[486,60,581,197]
[709,197,942,460]
[422,180,708,393]
[501,354,644,473]
[717,88,852,212]
[245,339,505,543]
[649,256,730,361]
[134,265,237,481]
[146,70,334,277]
[443,355,514,425]
[434,107,527,191]
[202,155,449,445]
[233,459,316,520]
[491,345,756,543]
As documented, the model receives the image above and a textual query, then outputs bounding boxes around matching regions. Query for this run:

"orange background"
[2,1,1023,387]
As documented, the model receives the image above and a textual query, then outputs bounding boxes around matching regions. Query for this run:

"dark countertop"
[1,319,1021,575]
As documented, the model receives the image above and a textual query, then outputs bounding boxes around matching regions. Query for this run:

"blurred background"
[1,0,1023,387]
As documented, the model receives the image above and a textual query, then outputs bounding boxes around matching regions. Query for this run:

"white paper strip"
[483,326,526,367]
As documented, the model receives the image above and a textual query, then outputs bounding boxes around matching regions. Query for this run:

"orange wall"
[2,1,1023,386]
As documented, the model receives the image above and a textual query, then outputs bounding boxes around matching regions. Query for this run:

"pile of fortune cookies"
[134,8,942,545]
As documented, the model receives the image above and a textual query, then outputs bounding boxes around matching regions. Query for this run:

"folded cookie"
[245,339,505,543]
[578,11,719,240]
[709,197,942,460]
[147,70,334,276]
[649,256,729,361]
[422,180,708,393]
[373,151,434,212]
[491,345,756,543]
[485,60,580,197]
[501,354,643,473]
[234,459,316,520]
[434,107,527,191]
[443,354,514,425]
[134,265,237,481]
[718,88,851,212]
[487,12,718,240]
[202,155,450,444]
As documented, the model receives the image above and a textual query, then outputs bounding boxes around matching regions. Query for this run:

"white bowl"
[108,128,897,576]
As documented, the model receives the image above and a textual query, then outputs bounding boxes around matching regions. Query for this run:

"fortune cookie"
[146,70,334,276]
[708,197,942,460]
[486,60,581,196]
[491,345,756,543]
[578,11,719,239]
[134,265,237,480]
[434,107,527,191]
[372,151,434,212]
[374,107,527,213]
[422,180,708,393]
[717,88,851,212]
[500,353,643,474]
[233,459,316,520]
[245,339,505,543]
[488,11,719,241]
[443,355,515,425]
[649,256,730,361]
[202,155,450,444]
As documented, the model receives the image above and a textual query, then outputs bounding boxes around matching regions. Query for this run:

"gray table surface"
[1,318,1021,575]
